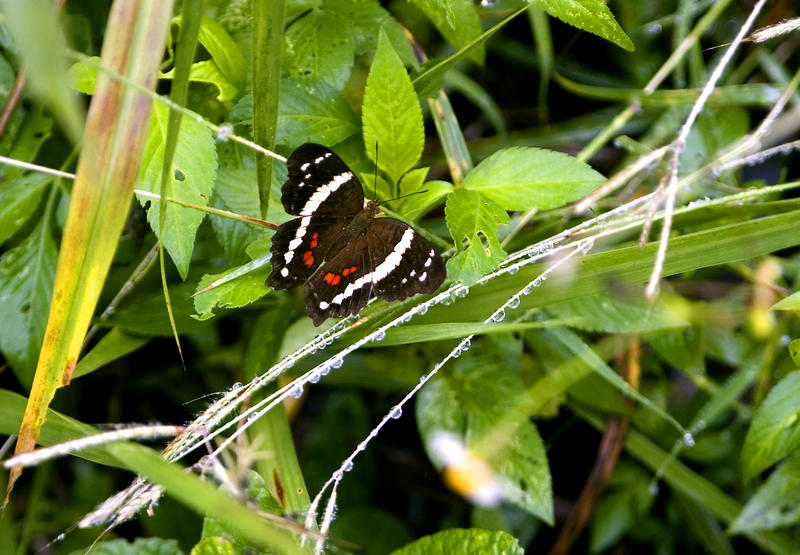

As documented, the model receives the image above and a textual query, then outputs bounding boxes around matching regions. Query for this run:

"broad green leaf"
[742,371,800,482]
[0,220,56,385]
[772,291,800,311]
[73,328,149,379]
[193,264,271,319]
[362,30,424,185]
[135,101,218,279]
[68,538,183,555]
[445,188,509,285]
[0,173,51,246]
[276,78,360,149]
[173,14,247,92]
[3,105,53,181]
[396,179,453,221]
[161,60,239,101]
[647,327,705,375]
[731,450,800,534]
[324,0,415,64]
[284,11,354,90]
[410,0,484,63]
[391,529,524,555]
[533,0,634,51]
[547,294,689,333]
[462,147,605,211]
[417,360,553,522]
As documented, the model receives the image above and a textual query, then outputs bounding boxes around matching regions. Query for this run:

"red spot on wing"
[310,233,318,248]
[342,266,357,276]
[332,274,341,285]
[302,251,315,267]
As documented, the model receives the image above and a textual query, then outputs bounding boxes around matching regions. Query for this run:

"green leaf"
[462,147,605,211]
[284,11,354,90]
[534,0,634,52]
[68,55,101,94]
[209,162,264,264]
[324,0,415,64]
[277,78,360,149]
[193,263,271,319]
[173,14,247,92]
[547,294,689,333]
[0,173,51,246]
[73,328,149,379]
[0,220,56,385]
[410,0,484,63]
[135,101,218,279]
[732,450,800,533]
[741,371,800,482]
[391,528,524,555]
[417,360,553,522]
[396,179,453,221]
[161,60,239,101]
[2,104,54,181]
[445,188,509,285]
[789,339,800,367]
[69,538,183,555]
[190,537,237,555]
[362,30,424,185]
[772,290,800,311]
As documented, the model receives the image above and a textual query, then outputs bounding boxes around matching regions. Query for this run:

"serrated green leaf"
[732,450,800,534]
[742,371,800,482]
[534,0,634,51]
[417,361,553,522]
[462,147,605,211]
[410,0,484,63]
[193,264,271,319]
[284,11,354,90]
[161,60,238,101]
[0,173,51,246]
[396,179,453,221]
[362,30,424,185]
[69,538,183,555]
[135,101,217,279]
[0,220,56,385]
[445,188,509,284]
[73,328,149,379]
[324,0,415,64]
[391,528,524,555]
[276,78,360,149]
[547,294,689,333]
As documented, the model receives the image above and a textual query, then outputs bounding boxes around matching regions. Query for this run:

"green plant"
[1,0,800,554]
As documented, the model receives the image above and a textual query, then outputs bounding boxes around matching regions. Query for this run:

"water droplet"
[357,441,368,452]
[478,277,488,286]
[310,347,317,355]
[522,285,533,296]
[390,406,403,419]
[462,338,471,350]
[492,309,505,322]
[480,0,496,6]
[418,305,428,315]
[343,461,353,472]
[442,296,453,306]
[373,329,386,341]
[331,357,344,369]
[309,371,321,384]
[508,297,520,309]
[452,347,462,358]
[644,22,662,36]
[215,123,233,141]
[319,365,331,377]
[781,335,791,346]
[649,482,660,495]
[285,358,295,369]
[508,266,519,275]
[56,533,65,541]
[333,470,343,481]
[289,385,304,398]
[231,382,242,390]
[683,432,694,447]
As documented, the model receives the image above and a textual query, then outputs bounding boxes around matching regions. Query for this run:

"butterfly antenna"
[373,141,379,201]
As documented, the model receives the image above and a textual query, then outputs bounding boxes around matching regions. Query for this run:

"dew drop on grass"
[343,461,353,472]
[309,371,321,384]
[649,482,659,496]
[418,304,429,315]
[374,329,386,341]
[508,297,520,309]
[231,382,242,390]
[333,470,343,481]
[683,432,695,447]
[462,338,471,350]
[289,385,304,398]
[492,309,505,322]
[357,441,368,452]
[331,357,344,369]
[508,266,518,275]
[390,406,403,419]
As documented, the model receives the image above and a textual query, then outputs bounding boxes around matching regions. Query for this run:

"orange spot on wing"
[324,273,335,284]
[310,233,318,248]
[332,274,341,285]
[302,251,315,267]
[342,266,357,277]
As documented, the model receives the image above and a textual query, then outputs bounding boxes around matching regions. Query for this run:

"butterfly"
[266,143,446,326]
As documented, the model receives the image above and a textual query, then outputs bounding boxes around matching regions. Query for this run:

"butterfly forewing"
[282,143,364,217]
[266,216,348,290]
[368,218,446,302]
[304,235,374,326]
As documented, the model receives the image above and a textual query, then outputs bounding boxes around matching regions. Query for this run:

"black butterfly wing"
[303,234,374,326]
[281,143,364,218]
[368,218,446,302]
[266,216,349,290]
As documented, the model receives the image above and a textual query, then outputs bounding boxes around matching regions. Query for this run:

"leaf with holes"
[445,188,509,285]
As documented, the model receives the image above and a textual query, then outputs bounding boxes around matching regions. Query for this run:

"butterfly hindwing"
[281,143,364,218]
[304,234,374,326]
[368,218,446,302]
[266,216,347,290]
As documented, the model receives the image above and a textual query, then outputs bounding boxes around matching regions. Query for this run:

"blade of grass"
[5,0,175,504]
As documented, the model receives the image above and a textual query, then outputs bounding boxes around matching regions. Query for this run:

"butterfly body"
[266,144,446,326]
